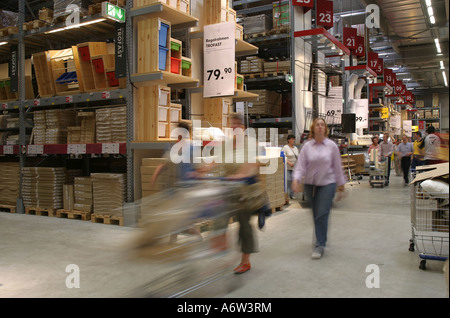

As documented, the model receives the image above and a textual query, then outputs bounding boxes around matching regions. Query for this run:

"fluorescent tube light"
[45,18,106,34]
[425,0,432,6]
[440,61,445,69]
[429,15,435,24]
[435,38,442,53]
[0,41,8,46]
[428,6,434,16]
[443,71,448,86]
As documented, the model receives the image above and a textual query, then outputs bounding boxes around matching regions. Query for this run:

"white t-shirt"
[282,144,299,170]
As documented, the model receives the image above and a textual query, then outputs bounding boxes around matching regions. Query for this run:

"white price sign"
[389,115,401,135]
[355,99,369,129]
[403,120,412,137]
[203,22,235,98]
[3,145,14,154]
[101,143,120,154]
[67,144,86,154]
[27,145,44,155]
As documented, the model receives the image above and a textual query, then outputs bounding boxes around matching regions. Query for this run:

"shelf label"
[101,143,120,154]
[102,91,110,99]
[384,68,395,86]
[34,99,40,106]
[66,96,73,103]
[2,104,7,110]
[9,45,18,93]
[316,0,334,29]
[27,145,44,155]
[67,144,86,154]
[203,22,235,98]
[3,145,14,155]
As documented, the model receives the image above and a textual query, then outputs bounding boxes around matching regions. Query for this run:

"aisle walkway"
[0,173,447,298]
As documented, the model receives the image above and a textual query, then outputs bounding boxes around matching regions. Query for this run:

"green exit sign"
[102,2,126,23]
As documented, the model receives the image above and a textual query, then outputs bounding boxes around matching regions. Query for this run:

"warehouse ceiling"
[1,0,448,94]
[337,0,449,94]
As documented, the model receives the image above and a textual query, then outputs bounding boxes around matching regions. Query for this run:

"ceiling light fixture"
[443,71,448,87]
[440,61,445,69]
[434,38,442,54]
[0,41,8,46]
[45,18,106,34]
[424,0,436,25]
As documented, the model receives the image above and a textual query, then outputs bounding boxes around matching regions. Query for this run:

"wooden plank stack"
[0,162,21,205]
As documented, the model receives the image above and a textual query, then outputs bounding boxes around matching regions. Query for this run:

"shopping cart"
[409,180,449,270]
[369,160,387,188]
[124,178,256,297]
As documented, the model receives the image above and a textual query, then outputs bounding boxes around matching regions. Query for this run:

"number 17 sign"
[203,22,236,98]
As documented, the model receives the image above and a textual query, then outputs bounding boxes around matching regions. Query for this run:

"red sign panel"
[384,68,395,86]
[375,58,383,75]
[394,80,403,94]
[343,27,357,50]
[368,52,378,72]
[354,35,365,57]
[419,121,425,130]
[316,0,334,29]
[292,0,314,8]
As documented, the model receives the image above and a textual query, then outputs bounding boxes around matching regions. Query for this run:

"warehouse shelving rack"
[0,0,135,212]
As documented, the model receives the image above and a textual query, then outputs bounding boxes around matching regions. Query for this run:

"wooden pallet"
[243,72,264,79]
[56,209,91,221]
[263,71,289,77]
[271,205,284,213]
[91,214,124,226]
[244,31,268,40]
[0,204,16,213]
[0,26,18,36]
[25,207,57,217]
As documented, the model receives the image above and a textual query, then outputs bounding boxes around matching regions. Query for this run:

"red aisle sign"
[292,0,314,10]
[343,27,357,50]
[368,52,378,72]
[394,80,403,94]
[405,91,414,103]
[419,121,425,130]
[400,85,407,96]
[316,0,333,29]
[375,58,383,75]
[354,35,365,57]
[384,68,395,86]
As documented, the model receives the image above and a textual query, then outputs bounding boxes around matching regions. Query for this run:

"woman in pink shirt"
[292,118,346,259]
[368,136,380,155]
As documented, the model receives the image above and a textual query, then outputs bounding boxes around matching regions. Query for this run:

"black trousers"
[401,156,411,183]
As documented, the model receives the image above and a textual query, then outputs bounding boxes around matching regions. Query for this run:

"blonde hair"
[309,117,328,138]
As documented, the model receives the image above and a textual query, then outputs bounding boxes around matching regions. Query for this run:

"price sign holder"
[67,144,86,155]
[101,143,120,154]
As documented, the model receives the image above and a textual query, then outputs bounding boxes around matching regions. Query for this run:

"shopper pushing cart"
[409,163,449,270]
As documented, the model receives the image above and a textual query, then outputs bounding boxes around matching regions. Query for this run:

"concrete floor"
[0,173,448,298]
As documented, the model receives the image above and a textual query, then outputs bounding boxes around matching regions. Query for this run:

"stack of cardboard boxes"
[247,89,282,117]
[73,177,93,213]
[0,162,21,205]
[240,56,264,74]
[141,158,177,198]
[91,173,126,216]
[22,167,67,209]
[258,157,285,209]
[95,107,127,143]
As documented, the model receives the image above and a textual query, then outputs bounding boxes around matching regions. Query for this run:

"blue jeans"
[304,183,336,247]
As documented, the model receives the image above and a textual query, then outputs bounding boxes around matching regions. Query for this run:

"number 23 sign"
[316,0,333,29]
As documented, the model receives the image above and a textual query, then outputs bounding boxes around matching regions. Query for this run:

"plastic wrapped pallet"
[0,162,21,205]
[95,108,112,143]
[273,0,290,29]
[73,176,93,212]
[91,173,126,216]
[242,14,272,34]
[21,167,67,209]
[110,106,127,142]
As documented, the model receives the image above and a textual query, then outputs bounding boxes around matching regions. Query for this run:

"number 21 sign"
[316,0,333,29]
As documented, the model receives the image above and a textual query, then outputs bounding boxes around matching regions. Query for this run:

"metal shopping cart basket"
[409,179,449,270]
[124,178,256,297]
[369,160,387,188]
